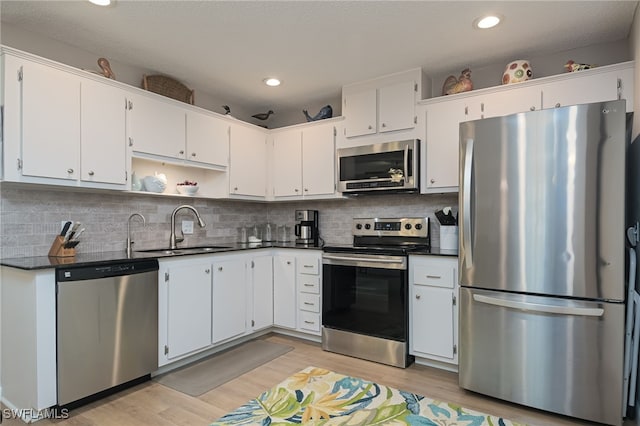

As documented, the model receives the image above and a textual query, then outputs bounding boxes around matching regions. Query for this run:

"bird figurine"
[222,105,232,115]
[441,68,473,95]
[252,110,274,120]
[97,57,115,79]
[564,60,595,72]
[303,105,333,122]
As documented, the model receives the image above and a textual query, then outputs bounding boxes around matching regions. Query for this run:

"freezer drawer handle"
[472,294,604,317]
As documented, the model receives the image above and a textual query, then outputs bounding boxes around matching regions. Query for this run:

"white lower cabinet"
[296,253,322,335]
[159,257,212,364]
[247,254,274,331]
[273,254,297,329]
[212,255,247,343]
[409,255,458,366]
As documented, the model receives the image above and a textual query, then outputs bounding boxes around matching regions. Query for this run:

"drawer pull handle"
[304,320,315,324]
[426,275,441,279]
[303,265,314,268]
[304,283,314,287]
[304,302,314,305]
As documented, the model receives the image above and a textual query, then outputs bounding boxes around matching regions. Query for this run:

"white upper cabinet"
[342,68,426,141]
[229,123,268,198]
[302,122,336,196]
[271,119,337,199]
[2,53,127,187]
[128,94,186,160]
[343,89,377,137]
[378,80,417,133]
[20,58,80,181]
[80,78,127,185]
[272,130,303,197]
[185,110,229,168]
[540,65,634,111]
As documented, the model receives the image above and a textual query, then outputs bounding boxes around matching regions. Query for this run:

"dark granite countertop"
[0,242,323,270]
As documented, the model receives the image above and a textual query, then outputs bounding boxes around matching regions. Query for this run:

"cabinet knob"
[530,106,536,111]
[416,294,421,299]
[234,187,238,192]
[304,188,308,192]
[287,261,291,265]
[205,269,210,274]
[179,150,185,155]
[67,168,74,174]
[381,123,386,128]
[555,103,561,108]
[88,171,95,176]
[191,153,196,157]
[294,188,299,192]
[218,266,223,271]
[430,178,435,184]
[368,125,373,130]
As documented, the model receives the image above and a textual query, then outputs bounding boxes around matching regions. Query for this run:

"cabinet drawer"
[298,293,320,313]
[298,274,320,294]
[413,263,455,288]
[299,311,320,332]
[297,256,319,275]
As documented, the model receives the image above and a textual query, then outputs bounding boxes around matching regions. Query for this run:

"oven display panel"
[374,222,401,231]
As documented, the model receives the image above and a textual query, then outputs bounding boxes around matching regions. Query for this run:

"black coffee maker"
[294,210,319,246]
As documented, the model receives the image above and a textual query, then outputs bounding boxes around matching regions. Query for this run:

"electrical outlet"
[182,220,194,235]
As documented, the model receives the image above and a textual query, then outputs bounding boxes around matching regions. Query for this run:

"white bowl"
[177,185,199,196]
[143,175,167,193]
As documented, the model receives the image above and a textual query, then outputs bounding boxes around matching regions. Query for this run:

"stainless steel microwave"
[337,140,419,194]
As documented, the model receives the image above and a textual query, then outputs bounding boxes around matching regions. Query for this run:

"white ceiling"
[1,1,638,115]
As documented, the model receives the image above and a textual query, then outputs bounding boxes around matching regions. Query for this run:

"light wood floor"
[2,333,634,425]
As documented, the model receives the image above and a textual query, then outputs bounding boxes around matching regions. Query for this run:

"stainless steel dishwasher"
[56,259,159,406]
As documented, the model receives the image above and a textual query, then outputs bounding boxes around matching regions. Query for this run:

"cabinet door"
[379,80,416,133]
[166,262,212,359]
[21,59,80,180]
[481,86,541,118]
[229,124,267,197]
[250,256,273,330]
[129,95,185,159]
[273,255,297,329]
[412,286,455,359]
[80,78,127,185]
[212,258,246,343]
[186,110,229,167]
[541,72,619,109]
[302,123,335,196]
[423,98,467,190]
[344,89,377,137]
[272,130,302,197]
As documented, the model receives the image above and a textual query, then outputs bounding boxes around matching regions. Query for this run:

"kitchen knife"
[71,228,85,241]
[60,221,72,237]
[65,222,81,242]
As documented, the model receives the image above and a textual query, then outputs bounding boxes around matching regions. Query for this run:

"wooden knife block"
[48,235,76,258]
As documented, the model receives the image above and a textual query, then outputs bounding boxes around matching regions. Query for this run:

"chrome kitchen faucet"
[170,205,206,249]
[126,213,146,258]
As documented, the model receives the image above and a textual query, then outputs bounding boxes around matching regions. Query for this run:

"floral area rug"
[211,366,526,425]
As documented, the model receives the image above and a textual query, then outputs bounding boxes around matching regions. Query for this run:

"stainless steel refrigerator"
[458,100,627,426]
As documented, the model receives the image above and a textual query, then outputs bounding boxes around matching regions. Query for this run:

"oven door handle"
[322,254,405,264]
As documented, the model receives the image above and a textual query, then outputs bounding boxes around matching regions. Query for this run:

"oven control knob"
[415,223,423,230]
[365,224,371,230]
[405,223,412,230]
[356,223,363,230]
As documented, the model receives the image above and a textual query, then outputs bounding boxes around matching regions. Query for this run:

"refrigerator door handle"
[462,138,474,269]
[472,294,604,317]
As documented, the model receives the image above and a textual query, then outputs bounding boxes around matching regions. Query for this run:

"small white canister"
[440,226,459,251]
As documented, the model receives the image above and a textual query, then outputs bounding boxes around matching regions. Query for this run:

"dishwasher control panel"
[56,259,158,282]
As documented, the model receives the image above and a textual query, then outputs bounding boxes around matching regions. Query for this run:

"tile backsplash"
[0,185,457,258]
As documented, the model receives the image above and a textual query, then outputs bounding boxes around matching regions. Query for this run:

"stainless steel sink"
[135,246,231,256]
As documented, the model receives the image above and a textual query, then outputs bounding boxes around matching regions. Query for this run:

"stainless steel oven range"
[322,217,430,368]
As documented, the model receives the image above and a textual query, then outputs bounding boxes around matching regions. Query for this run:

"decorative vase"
[502,60,533,85]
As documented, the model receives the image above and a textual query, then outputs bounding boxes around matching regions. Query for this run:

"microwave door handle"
[404,144,409,181]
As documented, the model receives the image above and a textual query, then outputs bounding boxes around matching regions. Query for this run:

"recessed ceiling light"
[264,78,281,87]
[88,0,112,5]
[474,15,502,29]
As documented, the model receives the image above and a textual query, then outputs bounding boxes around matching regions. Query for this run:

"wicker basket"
[142,74,194,104]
